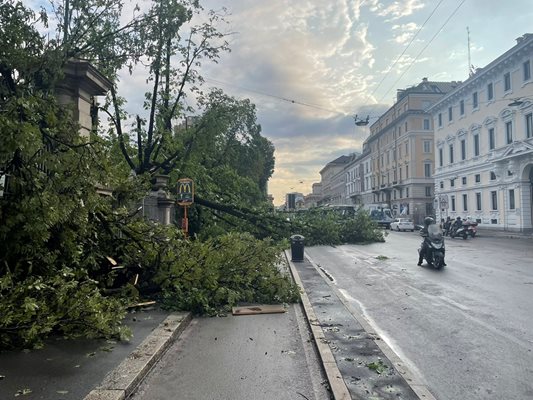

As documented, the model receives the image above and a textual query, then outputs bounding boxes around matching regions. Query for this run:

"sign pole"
[182,205,189,238]
[177,178,194,239]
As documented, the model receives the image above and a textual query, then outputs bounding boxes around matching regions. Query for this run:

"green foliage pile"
[289,208,385,246]
[150,232,299,315]
[0,268,131,349]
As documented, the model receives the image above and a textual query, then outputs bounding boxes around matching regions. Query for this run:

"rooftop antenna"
[467,27,475,77]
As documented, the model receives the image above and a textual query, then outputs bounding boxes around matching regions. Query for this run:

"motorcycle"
[418,224,446,269]
[450,220,477,239]
[464,221,477,237]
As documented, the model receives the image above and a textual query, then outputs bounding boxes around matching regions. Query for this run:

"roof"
[396,79,460,101]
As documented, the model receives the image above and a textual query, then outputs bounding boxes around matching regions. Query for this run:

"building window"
[440,181,444,189]
[424,163,431,177]
[489,127,495,150]
[462,177,467,185]
[475,174,481,183]
[506,121,513,144]
[448,106,453,121]
[439,148,443,167]
[526,113,532,139]
[476,192,482,211]
[504,72,511,91]
[463,194,468,211]
[460,99,465,115]
[406,187,409,198]
[425,186,431,197]
[461,139,466,160]
[487,82,494,101]
[524,60,531,81]
[490,171,496,181]
[491,191,498,210]
[473,134,480,156]
[451,195,456,211]
[438,113,442,127]
[509,189,515,210]
[449,144,454,164]
[423,140,431,153]
[406,165,409,179]
[473,92,478,109]
[423,119,430,130]
[450,178,455,187]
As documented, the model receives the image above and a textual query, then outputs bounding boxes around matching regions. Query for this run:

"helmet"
[424,217,434,226]
[456,216,461,220]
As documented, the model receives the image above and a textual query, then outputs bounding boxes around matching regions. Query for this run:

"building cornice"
[429,34,533,112]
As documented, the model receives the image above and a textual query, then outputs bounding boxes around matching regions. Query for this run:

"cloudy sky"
[27,0,533,205]
[189,0,532,205]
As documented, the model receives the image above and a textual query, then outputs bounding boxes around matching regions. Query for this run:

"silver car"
[390,218,415,232]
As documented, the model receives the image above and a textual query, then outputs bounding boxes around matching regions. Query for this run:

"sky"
[26,0,533,205]
[192,0,533,205]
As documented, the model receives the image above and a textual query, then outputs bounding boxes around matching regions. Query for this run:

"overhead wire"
[203,76,344,115]
[377,0,467,104]
[368,0,446,102]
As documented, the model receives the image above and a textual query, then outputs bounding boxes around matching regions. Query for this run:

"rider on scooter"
[418,217,447,266]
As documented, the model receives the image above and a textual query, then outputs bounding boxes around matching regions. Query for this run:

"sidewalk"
[1,250,435,400]
[475,227,533,239]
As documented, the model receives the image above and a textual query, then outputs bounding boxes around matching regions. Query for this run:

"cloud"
[369,0,426,21]
[391,22,420,44]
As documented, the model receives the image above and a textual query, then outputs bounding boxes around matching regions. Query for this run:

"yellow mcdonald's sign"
[177,178,194,205]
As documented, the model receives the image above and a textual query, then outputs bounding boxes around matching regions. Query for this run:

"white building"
[431,34,533,232]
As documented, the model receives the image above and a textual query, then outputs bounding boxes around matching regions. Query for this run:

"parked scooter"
[450,219,477,239]
[418,224,446,269]
[450,223,468,239]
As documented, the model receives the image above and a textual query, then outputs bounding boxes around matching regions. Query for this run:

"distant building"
[319,155,352,205]
[304,183,322,208]
[285,192,304,210]
[431,33,533,232]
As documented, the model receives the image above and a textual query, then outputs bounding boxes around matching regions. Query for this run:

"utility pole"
[467,27,474,77]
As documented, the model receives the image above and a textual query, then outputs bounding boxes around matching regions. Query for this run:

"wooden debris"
[127,300,156,309]
[232,305,287,316]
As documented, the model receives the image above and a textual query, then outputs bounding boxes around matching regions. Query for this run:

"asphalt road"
[305,232,533,400]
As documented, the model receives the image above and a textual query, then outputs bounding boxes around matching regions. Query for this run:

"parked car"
[390,218,415,232]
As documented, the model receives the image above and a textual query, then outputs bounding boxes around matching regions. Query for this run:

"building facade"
[318,155,352,205]
[431,34,533,232]
[363,79,457,224]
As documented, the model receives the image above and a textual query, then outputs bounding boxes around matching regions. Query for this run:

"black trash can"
[290,234,305,262]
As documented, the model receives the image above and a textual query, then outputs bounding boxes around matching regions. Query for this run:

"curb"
[83,312,192,400]
[285,250,351,400]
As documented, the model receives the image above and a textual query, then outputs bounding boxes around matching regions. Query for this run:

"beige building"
[318,155,352,205]
[431,34,533,232]
[363,79,458,224]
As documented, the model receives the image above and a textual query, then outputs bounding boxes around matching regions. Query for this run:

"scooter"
[450,223,468,239]
[465,221,477,237]
[418,224,446,269]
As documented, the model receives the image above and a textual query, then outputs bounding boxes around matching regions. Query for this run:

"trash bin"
[290,234,305,262]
